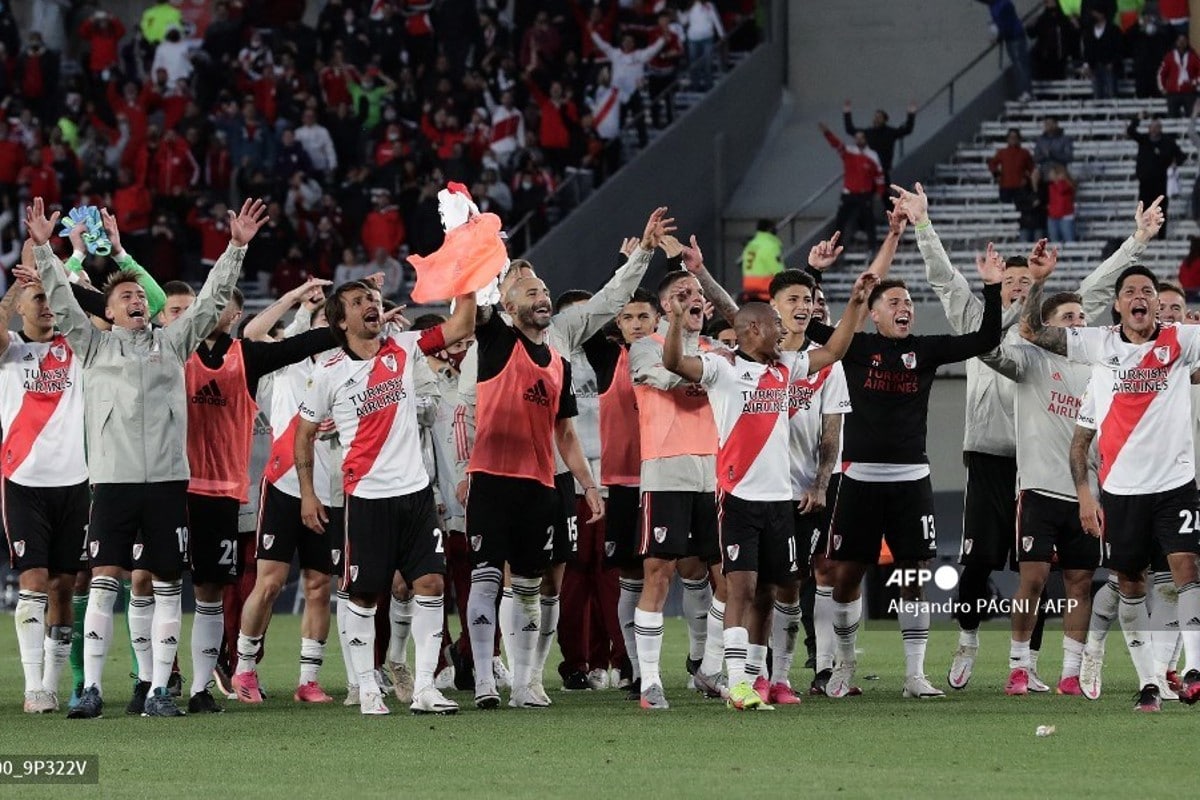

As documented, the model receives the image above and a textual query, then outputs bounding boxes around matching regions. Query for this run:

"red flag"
[408,212,507,304]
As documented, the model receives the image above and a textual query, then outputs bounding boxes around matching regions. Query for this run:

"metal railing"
[506,18,759,255]
[771,5,1040,259]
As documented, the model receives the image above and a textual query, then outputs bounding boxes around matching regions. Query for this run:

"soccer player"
[296,281,477,715]
[465,269,606,709]
[174,277,338,712]
[1029,265,1200,711]
[662,271,874,709]
[770,268,852,700]
[975,245,1100,695]
[807,227,1004,700]
[459,210,660,706]
[29,196,266,718]
[629,237,740,710]
[1,250,86,713]
[583,287,661,697]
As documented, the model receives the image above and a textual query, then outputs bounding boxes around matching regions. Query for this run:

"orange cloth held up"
[408,212,508,304]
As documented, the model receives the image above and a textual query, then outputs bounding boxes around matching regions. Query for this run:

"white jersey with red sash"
[0,333,86,486]
[263,356,336,506]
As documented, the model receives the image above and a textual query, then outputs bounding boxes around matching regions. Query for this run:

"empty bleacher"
[820,79,1198,303]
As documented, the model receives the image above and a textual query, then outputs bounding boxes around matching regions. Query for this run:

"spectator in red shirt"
[0,119,27,199]
[187,200,232,266]
[112,167,153,235]
[1180,236,1200,300]
[271,243,309,295]
[571,0,618,65]
[1045,163,1077,243]
[319,45,357,107]
[520,10,563,70]
[361,189,406,256]
[820,122,883,255]
[987,128,1035,202]
[151,129,199,198]
[1159,34,1200,118]
[79,10,125,77]
[526,68,579,173]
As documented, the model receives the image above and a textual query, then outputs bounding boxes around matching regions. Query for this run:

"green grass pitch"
[0,614,1194,798]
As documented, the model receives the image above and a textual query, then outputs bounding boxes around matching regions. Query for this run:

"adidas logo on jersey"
[191,379,228,407]
[1052,371,1063,382]
[21,352,33,361]
[741,372,752,380]
[523,379,552,407]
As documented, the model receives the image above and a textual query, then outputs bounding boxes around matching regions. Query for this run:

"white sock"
[1062,637,1084,680]
[412,595,443,694]
[958,628,980,648]
[335,589,356,687]
[151,581,183,692]
[510,577,541,690]
[634,608,664,689]
[1171,630,1184,674]
[236,632,263,675]
[1087,578,1119,656]
[499,587,515,672]
[1176,580,1200,675]
[1009,638,1031,669]
[83,576,120,694]
[190,600,223,696]
[43,625,71,693]
[746,643,768,680]
[1118,593,1156,688]
[770,600,801,684]
[127,593,155,682]
[386,595,413,666]
[899,600,930,678]
[15,591,47,693]
[299,637,325,685]
[700,598,725,675]
[680,578,711,662]
[814,584,835,672]
[1150,572,1179,675]
[534,594,560,684]
[344,602,379,694]
[832,598,861,662]
[467,568,501,695]
[724,625,749,686]
[617,578,642,681]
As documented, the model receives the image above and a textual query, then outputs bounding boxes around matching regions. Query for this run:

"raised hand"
[659,233,684,259]
[975,242,1005,285]
[24,198,60,247]
[381,304,411,330]
[640,206,676,251]
[618,236,639,258]
[850,271,879,304]
[680,234,704,273]
[890,181,929,225]
[12,263,40,286]
[287,277,332,306]
[1026,238,1058,281]
[99,207,124,255]
[807,231,843,271]
[1134,196,1165,243]
[843,99,852,113]
[886,208,907,237]
[666,289,687,318]
[229,198,269,246]
[66,216,86,253]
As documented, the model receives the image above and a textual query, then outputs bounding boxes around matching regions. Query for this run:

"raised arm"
[1020,247,1069,355]
[900,181,984,334]
[842,100,858,136]
[244,278,331,342]
[26,200,100,360]
[100,208,167,318]
[1078,198,1161,322]
[926,258,1004,366]
[807,271,875,373]
[681,233,737,325]
[164,199,266,357]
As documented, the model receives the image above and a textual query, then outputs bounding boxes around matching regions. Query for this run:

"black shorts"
[187,493,242,585]
[717,492,800,586]
[344,485,445,595]
[793,507,827,574]
[603,484,642,569]
[1101,481,1200,576]
[466,473,559,577]
[89,481,189,576]
[1016,491,1103,570]
[553,471,579,564]
[959,452,1017,570]
[2,479,89,574]
[828,475,938,564]
[256,481,335,575]
[637,490,719,561]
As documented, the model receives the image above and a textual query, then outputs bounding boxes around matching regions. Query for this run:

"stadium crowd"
[0,0,756,298]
